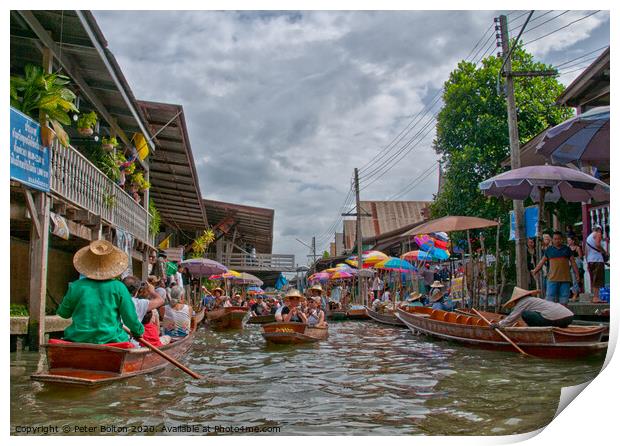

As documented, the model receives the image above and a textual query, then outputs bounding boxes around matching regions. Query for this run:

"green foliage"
[77,111,98,129]
[130,171,150,191]
[102,136,119,147]
[322,251,330,259]
[149,199,161,237]
[430,46,574,256]
[191,229,216,257]
[88,148,120,182]
[10,64,78,147]
[102,193,117,209]
[10,304,29,317]
[114,152,136,175]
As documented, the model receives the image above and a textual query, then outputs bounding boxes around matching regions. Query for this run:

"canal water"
[11,321,604,435]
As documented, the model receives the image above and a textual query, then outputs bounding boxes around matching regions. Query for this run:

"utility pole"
[295,236,319,272]
[498,14,528,289]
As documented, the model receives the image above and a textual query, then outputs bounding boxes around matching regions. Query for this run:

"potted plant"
[77,111,98,136]
[130,171,151,192]
[102,136,119,152]
[114,152,136,186]
[10,63,78,147]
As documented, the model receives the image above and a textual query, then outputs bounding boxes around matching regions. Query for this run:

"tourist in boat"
[139,310,171,347]
[491,287,574,329]
[277,289,307,323]
[305,296,327,328]
[121,275,165,323]
[162,286,192,339]
[531,231,580,306]
[251,296,269,316]
[57,240,145,344]
[231,293,243,307]
[309,284,327,310]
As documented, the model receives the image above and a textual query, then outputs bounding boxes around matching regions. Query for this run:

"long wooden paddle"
[123,326,203,379]
[471,309,530,357]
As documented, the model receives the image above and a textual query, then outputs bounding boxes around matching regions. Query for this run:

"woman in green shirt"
[57,240,144,344]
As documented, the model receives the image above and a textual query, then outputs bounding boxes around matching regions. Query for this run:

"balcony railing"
[49,140,150,243]
[220,253,296,272]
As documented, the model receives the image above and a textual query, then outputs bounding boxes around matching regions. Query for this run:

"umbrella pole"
[467,229,473,307]
[537,188,547,297]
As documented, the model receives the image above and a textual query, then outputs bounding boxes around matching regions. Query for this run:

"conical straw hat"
[502,287,540,308]
[408,292,422,302]
[73,240,128,280]
[430,280,444,288]
[310,284,323,293]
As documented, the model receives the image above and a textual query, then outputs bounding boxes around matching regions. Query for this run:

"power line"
[509,10,552,33]
[520,10,569,36]
[523,11,601,47]
[386,160,439,201]
[553,45,608,68]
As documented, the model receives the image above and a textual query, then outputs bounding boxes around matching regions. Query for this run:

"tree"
[430,46,574,255]
[322,251,330,259]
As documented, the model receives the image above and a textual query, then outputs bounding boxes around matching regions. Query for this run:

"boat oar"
[123,327,203,379]
[471,309,530,357]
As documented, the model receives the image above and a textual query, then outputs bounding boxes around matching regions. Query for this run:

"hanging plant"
[10,63,78,147]
[191,229,216,257]
[114,152,136,187]
[130,171,150,192]
[102,136,119,152]
[77,111,98,136]
[149,199,161,237]
[102,193,117,209]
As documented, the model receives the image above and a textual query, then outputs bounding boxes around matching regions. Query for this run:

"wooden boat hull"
[31,332,194,386]
[347,308,370,320]
[191,308,205,330]
[326,310,347,321]
[247,314,276,325]
[366,306,406,326]
[261,322,328,344]
[397,307,607,359]
[206,306,248,329]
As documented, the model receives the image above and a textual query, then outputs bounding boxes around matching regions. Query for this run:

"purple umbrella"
[480,165,609,288]
[536,106,609,170]
[179,258,228,277]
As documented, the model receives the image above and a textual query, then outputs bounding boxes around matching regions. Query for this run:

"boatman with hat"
[491,287,574,329]
[57,240,145,344]
[429,281,453,311]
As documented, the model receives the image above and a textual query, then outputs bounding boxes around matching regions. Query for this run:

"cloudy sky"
[94,10,609,264]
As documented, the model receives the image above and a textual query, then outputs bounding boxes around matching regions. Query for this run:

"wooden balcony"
[220,253,296,272]
[49,140,150,244]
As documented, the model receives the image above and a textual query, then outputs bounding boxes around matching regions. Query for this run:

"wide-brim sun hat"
[430,289,444,302]
[408,292,422,302]
[310,284,323,293]
[73,239,128,280]
[212,287,224,294]
[502,287,540,308]
[430,280,444,288]
[285,288,303,299]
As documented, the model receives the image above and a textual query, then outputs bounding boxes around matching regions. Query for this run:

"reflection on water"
[11,321,604,435]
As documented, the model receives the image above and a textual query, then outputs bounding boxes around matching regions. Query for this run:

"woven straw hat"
[430,288,444,302]
[285,288,303,300]
[212,287,224,296]
[310,284,323,293]
[408,292,422,302]
[73,240,128,280]
[430,280,444,288]
[502,287,540,308]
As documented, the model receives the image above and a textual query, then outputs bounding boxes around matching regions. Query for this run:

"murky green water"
[11,321,604,435]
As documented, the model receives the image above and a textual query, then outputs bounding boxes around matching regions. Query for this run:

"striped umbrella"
[345,250,388,268]
[330,271,354,280]
[374,257,416,272]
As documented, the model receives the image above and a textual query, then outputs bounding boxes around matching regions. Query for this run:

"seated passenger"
[278,289,307,323]
[122,275,165,322]
[139,310,171,347]
[492,287,574,329]
[305,296,327,328]
[407,292,424,307]
[162,286,192,338]
[430,288,453,312]
[251,297,269,316]
[57,240,144,344]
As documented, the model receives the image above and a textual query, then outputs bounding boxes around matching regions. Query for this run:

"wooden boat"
[31,332,195,386]
[261,322,328,344]
[365,306,406,327]
[326,309,347,321]
[347,306,370,320]
[396,306,607,359]
[206,306,248,329]
[190,307,205,330]
[246,314,276,325]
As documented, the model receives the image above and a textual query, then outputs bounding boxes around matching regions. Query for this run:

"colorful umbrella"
[402,250,441,262]
[308,272,330,283]
[345,250,388,268]
[535,106,609,170]
[247,286,265,295]
[180,258,228,277]
[209,269,242,280]
[374,257,416,271]
[229,272,264,286]
[414,234,435,251]
[330,271,354,280]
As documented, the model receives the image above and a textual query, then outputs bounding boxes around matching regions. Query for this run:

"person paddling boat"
[491,287,574,329]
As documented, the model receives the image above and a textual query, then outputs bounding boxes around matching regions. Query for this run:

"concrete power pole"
[499,14,529,289]
[354,168,364,304]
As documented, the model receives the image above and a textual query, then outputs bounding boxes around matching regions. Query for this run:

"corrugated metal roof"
[140,101,208,231]
[342,200,431,249]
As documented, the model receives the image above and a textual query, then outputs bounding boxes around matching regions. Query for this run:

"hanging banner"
[10,107,50,192]
[50,212,70,240]
[509,206,539,240]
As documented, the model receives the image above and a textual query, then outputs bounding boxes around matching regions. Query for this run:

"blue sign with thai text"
[509,206,539,240]
[10,107,50,192]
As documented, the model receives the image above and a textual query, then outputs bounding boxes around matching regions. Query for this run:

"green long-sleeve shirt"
[57,278,144,344]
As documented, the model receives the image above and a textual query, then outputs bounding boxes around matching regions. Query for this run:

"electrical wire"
[553,45,608,68]
[385,160,439,201]
[523,11,601,47]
